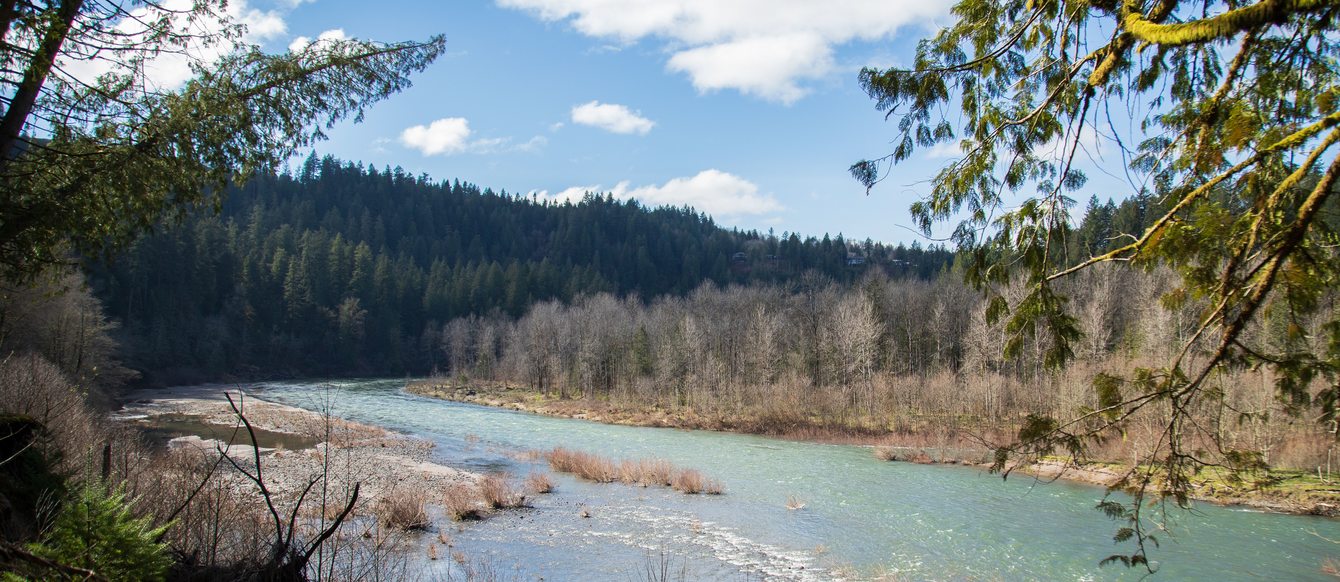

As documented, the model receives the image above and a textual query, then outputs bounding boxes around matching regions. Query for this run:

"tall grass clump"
[479,473,527,509]
[546,447,616,483]
[377,490,430,531]
[546,447,722,495]
[671,469,704,494]
[525,472,554,494]
[443,483,485,521]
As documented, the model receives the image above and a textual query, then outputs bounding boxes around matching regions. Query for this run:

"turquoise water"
[250,379,1340,581]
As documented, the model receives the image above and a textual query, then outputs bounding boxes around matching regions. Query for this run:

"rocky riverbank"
[115,384,478,503]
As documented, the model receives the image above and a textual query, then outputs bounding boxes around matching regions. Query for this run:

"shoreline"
[405,379,1340,518]
[115,385,480,503]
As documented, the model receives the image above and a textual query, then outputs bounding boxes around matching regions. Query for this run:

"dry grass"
[547,447,722,495]
[873,446,897,461]
[480,473,528,509]
[703,478,724,495]
[443,483,485,521]
[671,469,704,494]
[546,447,616,483]
[376,490,430,531]
[619,459,675,487]
[525,471,554,494]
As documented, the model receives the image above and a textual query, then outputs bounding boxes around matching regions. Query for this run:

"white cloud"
[570,101,655,135]
[471,135,549,154]
[401,118,473,156]
[538,170,783,220]
[289,28,348,53]
[667,34,831,103]
[497,0,947,102]
[400,118,548,156]
[58,0,288,91]
[515,135,549,153]
[531,186,597,205]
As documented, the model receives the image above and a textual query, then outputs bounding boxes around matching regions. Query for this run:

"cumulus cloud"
[289,28,348,53]
[497,0,946,102]
[58,0,287,91]
[535,170,783,220]
[401,118,473,156]
[530,185,596,206]
[400,118,548,156]
[570,101,655,135]
[667,33,831,103]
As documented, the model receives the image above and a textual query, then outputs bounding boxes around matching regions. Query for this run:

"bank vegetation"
[410,263,1340,511]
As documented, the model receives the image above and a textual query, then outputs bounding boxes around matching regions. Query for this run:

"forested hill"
[90,155,954,383]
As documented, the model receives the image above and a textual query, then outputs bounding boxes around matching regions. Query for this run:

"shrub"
[525,472,554,494]
[643,459,675,487]
[479,474,526,509]
[27,482,172,582]
[547,447,722,495]
[443,484,484,521]
[703,478,724,495]
[376,490,429,531]
[671,469,704,494]
[546,447,615,483]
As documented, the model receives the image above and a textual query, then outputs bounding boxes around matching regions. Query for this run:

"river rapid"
[247,378,1340,581]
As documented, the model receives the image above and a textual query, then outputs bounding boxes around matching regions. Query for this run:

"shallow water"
[246,378,1340,581]
[132,413,321,451]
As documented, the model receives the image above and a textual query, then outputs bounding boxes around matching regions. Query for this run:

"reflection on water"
[249,379,1340,581]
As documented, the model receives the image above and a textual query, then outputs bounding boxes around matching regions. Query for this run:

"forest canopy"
[90,157,955,383]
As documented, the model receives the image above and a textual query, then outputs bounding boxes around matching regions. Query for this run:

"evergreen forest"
[89,155,959,383]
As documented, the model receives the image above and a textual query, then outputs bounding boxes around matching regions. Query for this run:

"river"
[247,378,1340,581]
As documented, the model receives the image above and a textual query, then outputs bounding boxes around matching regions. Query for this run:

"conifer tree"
[853,0,1340,569]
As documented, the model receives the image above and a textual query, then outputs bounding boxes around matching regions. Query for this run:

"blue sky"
[224,0,1131,245]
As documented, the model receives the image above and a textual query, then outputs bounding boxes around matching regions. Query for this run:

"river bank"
[115,384,479,502]
[406,379,1340,517]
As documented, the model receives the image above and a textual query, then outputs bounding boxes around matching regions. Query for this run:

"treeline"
[436,262,1328,468]
[88,155,954,382]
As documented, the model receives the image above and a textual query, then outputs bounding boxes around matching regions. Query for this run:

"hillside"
[89,155,954,383]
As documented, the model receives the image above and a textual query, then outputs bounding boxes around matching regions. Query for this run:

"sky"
[192,0,1133,245]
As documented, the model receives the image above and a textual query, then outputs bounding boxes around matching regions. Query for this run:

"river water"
[248,378,1340,581]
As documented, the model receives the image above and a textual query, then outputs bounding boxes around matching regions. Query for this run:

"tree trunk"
[0,0,85,160]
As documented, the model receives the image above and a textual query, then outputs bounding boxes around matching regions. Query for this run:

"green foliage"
[26,483,171,581]
[855,0,1340,568]
[0,1,445,280]
[1092,373,1124,421]
[631,325,654,377]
